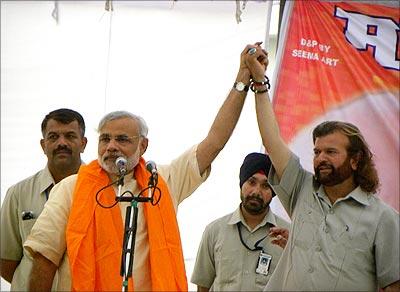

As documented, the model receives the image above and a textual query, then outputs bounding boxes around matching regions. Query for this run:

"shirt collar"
[343,186,370,206]
[228,207,242,225]
[315,184,370,206]
[228,205,277,231]
[38,165,56,195]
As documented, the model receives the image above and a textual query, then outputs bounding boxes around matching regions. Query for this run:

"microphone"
[116,157,127,176]
[146,160,157,175]
[146,161,158,193]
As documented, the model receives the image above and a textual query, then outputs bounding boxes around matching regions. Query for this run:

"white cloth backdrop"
[1,1,282,291]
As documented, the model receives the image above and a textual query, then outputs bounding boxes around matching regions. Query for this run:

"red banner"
[272,0,399,210]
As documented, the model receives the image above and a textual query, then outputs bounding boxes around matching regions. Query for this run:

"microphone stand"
[117,173,157,292]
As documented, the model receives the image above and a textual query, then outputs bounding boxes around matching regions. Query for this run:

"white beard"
[98,145,141,175]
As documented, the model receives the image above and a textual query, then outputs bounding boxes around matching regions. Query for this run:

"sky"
[1,1,283,290]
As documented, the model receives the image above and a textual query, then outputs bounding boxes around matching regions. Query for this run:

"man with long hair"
[244,43,399,291]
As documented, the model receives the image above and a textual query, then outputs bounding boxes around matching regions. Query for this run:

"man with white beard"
[24,88,248,291]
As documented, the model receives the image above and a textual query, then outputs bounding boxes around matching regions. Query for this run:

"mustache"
[316,162,333,170]
[53,145,72,155]
[244,194,264,204]
[102,153,124,162]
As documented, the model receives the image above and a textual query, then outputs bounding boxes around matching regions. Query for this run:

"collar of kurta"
[65,158,188,291]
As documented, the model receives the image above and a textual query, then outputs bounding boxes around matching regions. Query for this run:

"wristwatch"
[233,81,249,92]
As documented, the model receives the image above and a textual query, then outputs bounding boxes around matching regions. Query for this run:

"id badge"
[255,251,272,275]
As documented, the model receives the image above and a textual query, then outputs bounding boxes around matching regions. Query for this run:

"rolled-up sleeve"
[159,144,210,208]
[268,153,309,217]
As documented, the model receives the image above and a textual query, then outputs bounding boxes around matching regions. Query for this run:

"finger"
[269,228,282,236]
[261,57,269,67]
[245,42,264,56]
[241,44,256,56]
[268,230,279,237]
[271,239,285,248]
[248,47,257,55]
[269,227,280,233]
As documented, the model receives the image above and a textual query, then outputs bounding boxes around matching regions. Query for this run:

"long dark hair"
[312,121,380,193]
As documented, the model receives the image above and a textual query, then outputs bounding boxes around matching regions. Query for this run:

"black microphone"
[116,157,127,176]
[145,160,157,175]
[145,161,158,198]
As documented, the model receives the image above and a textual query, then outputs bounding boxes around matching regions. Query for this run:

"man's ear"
[40,138,45,153]
[80,137,88,153]
[140,137,148,156]
[350,151,362,171]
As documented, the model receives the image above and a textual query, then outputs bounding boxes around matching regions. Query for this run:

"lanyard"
[236,223,268,251]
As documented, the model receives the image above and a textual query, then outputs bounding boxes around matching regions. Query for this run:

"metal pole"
[264,1,274,51]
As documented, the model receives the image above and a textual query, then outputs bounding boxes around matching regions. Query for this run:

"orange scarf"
[66,158,187,291]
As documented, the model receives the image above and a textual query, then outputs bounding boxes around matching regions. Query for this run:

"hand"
[269,227,289,249]
[236,42,263,84]
[244,43,269,82]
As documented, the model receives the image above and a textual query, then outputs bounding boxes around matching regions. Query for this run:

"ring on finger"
[248,47,257,55]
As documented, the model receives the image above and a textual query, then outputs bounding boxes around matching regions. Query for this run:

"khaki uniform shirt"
[0,166,56,291]
[191,206,289,291]
[24,145,210,291]
[264,153,400,291]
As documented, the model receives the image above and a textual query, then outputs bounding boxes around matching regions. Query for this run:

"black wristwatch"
[233,81,249,92]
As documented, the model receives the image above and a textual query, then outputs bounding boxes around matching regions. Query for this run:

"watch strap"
[233,81,249,92]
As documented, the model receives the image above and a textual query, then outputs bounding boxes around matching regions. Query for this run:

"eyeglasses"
[98,134,141,146]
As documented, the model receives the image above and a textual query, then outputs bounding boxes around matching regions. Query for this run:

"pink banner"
[272,0,399,210]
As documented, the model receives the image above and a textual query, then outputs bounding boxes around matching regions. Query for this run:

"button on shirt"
[191,206,289,291]
[1,166,56,291]
[264,153,400,291]
[24,145,209,291]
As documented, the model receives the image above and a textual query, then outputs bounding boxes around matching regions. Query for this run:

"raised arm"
[244,45,291,179]
[196,45,257,175]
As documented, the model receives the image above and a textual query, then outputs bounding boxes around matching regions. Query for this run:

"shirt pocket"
[215,249,241,286]
[21,219,37,241]
[292,208,320,251]
[339,229,373,273]
[255,273,269,289]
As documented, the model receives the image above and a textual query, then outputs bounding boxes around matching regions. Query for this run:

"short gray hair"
[97,111,148,137]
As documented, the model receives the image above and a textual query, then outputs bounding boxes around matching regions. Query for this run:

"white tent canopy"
[1,1,281,290]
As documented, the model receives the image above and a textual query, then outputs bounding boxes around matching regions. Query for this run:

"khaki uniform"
[191,207,289,291]
[1,166,56,291]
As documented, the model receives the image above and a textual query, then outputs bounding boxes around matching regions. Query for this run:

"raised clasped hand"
[244,42,269,82]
